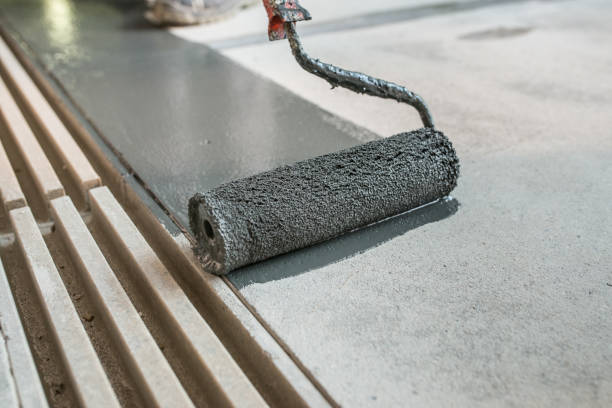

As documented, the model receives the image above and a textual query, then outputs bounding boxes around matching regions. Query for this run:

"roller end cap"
[188,194,229,275]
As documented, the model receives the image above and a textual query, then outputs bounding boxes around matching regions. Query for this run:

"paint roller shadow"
[228,197,459,289]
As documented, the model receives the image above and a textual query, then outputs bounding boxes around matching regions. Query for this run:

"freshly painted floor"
[1,0,611,406]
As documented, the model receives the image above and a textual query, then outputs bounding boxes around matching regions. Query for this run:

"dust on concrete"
[87,219,212,408]
[0,203,9,234]
[42,227,146,408]
[0,242,78,408]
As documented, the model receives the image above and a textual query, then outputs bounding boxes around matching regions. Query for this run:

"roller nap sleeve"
[189,127,459,275]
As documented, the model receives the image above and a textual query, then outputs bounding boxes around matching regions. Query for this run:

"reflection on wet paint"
[42,0,89,71]
[43,0,75,47]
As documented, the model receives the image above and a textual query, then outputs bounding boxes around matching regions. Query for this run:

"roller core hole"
[203,220,215,240]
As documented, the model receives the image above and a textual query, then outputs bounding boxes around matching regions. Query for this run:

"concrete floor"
[185,1,612,406]
[2,0,612,406]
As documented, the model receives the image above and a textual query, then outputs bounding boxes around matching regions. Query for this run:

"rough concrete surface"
[1,0,611,406]
[171,0,477,46]
[190,129,459,274]
[218,0,612,143]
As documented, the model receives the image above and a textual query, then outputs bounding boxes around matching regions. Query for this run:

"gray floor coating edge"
[0,0,367,219]
[0,0,416,277]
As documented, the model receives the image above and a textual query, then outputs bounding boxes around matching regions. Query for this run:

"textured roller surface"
[189,127,459,275]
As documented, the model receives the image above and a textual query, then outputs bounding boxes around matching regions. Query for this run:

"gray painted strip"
[0,1,364,229]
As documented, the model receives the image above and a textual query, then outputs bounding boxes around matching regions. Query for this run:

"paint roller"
[189,0,460,275]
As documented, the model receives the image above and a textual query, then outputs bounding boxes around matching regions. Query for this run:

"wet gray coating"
[0,0,371,228]
[189,128,459,275]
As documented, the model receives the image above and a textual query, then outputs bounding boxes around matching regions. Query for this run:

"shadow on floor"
[229,197,460,289]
